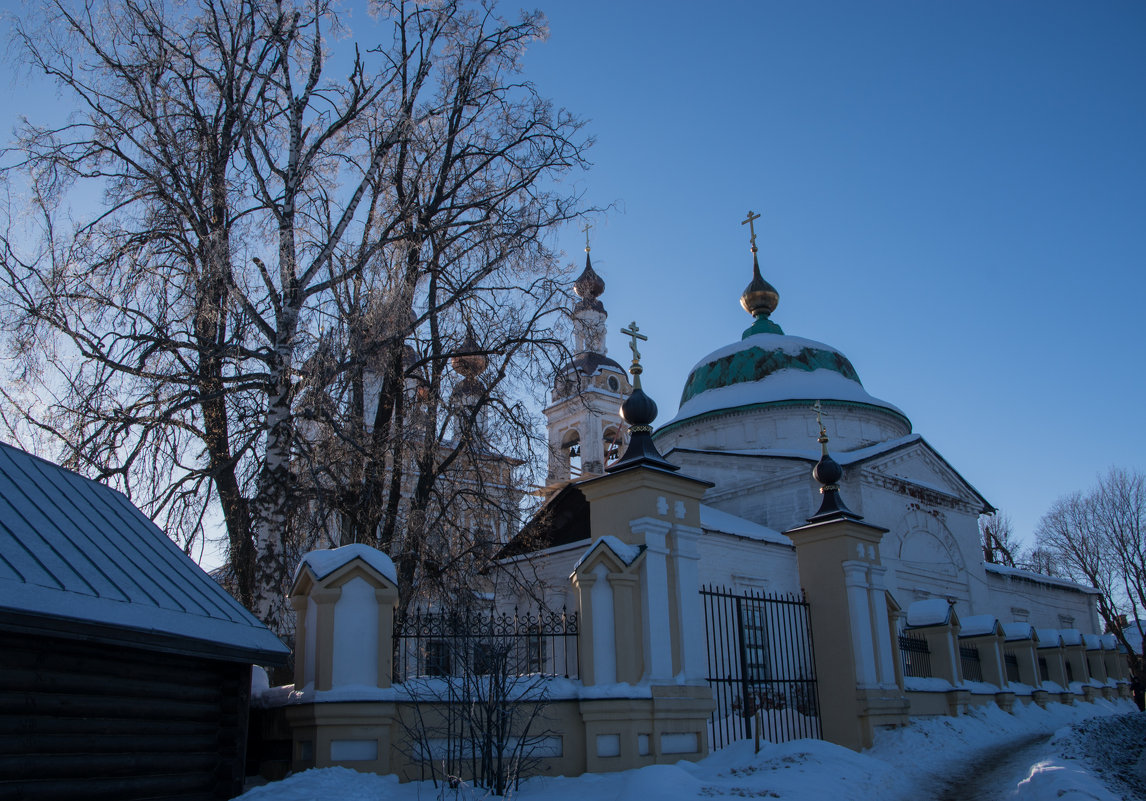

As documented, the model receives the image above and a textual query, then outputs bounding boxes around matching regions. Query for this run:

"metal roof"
[0,441,288,664]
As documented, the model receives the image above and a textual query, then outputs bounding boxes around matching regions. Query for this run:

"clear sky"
[519,1,1146,546]
[1,1,1143,552]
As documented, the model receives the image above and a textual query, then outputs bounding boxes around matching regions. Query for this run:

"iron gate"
[701,584,821,749]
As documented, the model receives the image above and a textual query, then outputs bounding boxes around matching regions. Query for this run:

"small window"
[607,376,620,392]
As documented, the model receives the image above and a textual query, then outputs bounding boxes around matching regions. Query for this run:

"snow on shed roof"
[0,441,288,664]
[1036,628,1064,648]
[959,614,1001,637]
[296,544,397,585]
[906,598,953,627]
[1002,622,1036,642]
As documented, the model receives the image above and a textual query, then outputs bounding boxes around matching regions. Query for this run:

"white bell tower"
[544,231,630,485]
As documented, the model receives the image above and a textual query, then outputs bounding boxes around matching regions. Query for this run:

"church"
[519,217,1098,636]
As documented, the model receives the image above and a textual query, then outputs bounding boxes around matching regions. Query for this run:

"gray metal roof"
[0,441,288,664]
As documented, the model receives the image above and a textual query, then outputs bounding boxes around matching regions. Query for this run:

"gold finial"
[741,210,761,253]
[582,221,593,253]
[812,400,830,454]
[620,321,648,388]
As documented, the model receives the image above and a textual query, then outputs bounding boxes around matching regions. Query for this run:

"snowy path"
[932,732,1052,801]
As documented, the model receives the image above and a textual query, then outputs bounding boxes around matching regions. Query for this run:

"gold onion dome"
[451,332,487,378]
[740,252,779,318]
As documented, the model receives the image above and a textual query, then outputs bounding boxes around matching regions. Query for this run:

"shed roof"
[0,441,288,664]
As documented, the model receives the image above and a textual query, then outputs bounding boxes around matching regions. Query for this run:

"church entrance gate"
[700,584,822,749]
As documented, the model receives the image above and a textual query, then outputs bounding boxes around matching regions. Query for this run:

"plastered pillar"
[670,524,706,682]
[784,516,909,750]
[632,517,673,681]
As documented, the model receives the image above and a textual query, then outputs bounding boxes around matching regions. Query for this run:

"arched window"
[562,431,582,478]
[603,427,623,466]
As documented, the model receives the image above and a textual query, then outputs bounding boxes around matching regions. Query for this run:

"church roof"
[661,331,907,432]
[662,434,994,514]
[0,441,289,664]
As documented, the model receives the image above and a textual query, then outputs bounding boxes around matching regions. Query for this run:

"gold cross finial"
[741,210,761,253]
[812,400,830,452]
[621,321,647,363]
[582,221,593,253]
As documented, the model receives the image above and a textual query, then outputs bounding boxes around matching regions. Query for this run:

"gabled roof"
[0,441,288,664]
[497,483,590,559]
[663,434,994,514]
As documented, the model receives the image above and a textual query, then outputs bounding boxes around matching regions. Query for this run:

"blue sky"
[1,1,1143,550]
[519,1,1146,544]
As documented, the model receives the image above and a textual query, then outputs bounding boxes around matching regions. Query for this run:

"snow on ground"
[237,699,1141,801]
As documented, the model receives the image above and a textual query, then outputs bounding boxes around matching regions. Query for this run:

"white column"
[843,561,877,688]
[632,516,673,681]
[590,562,617,684]
[670,524,705,682]
[867,565,897,689]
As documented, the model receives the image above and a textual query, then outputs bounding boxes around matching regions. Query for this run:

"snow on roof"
[906,598,953,627]
[1099,633,1118,650]
[1035,628,1063,648]
[983,562,1099,594]
[1002,622,1036,642]
[1082,633,1103,650]
[700,504,792,546]
[0,441,288,663]
[666,368,906,428]
[1059,629,1083,646]
[959,614,1000,637]
[572,535,643,572]
[296,544,397,585]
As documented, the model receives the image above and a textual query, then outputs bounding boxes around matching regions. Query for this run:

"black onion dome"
[620,386,658,428]
[573,254,605,313]
[812,452,843,486]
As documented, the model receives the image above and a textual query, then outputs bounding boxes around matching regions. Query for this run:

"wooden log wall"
[0,629,251,800]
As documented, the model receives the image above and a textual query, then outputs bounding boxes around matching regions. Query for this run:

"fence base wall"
[275,685,713,782]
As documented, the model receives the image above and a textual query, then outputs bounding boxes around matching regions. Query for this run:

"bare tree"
[1035,467,1146,681]
[978,510,1020,567]
[0,0,590,631]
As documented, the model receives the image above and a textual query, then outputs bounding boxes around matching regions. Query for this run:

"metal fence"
[700,584,821,750]
[1004,652,1020,683]
[959,644,983,683]
[393,606,578,682]
[898,631,933,678]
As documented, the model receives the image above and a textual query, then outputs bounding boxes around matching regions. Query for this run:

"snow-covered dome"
[664,331,907,428]
[655,247,910,452]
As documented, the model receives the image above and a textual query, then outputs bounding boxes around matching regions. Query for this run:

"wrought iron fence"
[959,644,983,683]
[898,631,933,678]
[1004,652,1020,683]
[700,584,821,750]
[393,606,578,683]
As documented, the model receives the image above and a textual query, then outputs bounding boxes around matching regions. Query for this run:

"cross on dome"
[741,210,761,253]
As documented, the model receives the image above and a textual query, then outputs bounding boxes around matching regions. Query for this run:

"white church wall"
[983,567,1100,635]
[656,402,908,455]
[695,533,800,595]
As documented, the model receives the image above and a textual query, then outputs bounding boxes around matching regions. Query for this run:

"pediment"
[858,440,989,511]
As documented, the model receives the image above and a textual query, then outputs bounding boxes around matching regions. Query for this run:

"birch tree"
[0,0,589,631]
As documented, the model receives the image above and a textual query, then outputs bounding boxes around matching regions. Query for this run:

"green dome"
[662,332,908,431]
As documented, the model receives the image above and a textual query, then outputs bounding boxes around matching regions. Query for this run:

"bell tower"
[544,229,630,485]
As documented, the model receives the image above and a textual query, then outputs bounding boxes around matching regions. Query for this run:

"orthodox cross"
[621,321,647,364]
[582,221,593,252]
[741,210,761,252]
[811,400,831,439]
